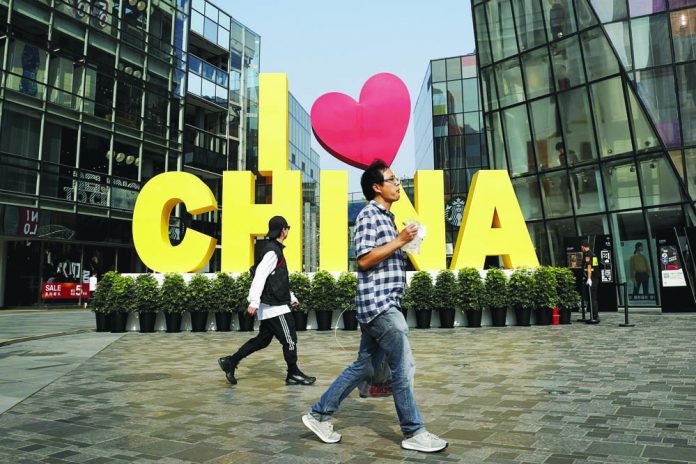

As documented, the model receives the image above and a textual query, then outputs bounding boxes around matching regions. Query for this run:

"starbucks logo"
[445,197,466,227]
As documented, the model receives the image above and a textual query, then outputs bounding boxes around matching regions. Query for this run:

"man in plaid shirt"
[302,160,447,453]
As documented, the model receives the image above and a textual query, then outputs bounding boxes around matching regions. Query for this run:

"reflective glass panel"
[590,77,632,157]
[685,148,696,194]
[495,57,524,107]
[474,3,492,67]
[557,87,598,163]
[503,104,535,175]
[605,21,632,70]
[544,0,576,41]
[571,167,606,214]
[530,96,562,170]
[627,86,659,152]
[581,27,620,81]
[541,171,573,218]
[481,66,498,111]
[591,0,628,22]
[432,60,447,82]
[603,161,642,210]
[628,0,666,16]
[546,218,577,265]
[512,0,546,51]
[671,8,696,63]
[550,36,586,90]
[638,156,684,206]
[512,175,543,220]
[432,82,447,115]
[446,57,462,80]
[522,47,552,99]
[632,15,672,69]
[527,221,551,264]
[487,0,518,61]
[462,79,480,112]
[676,62,696,145]
[635,67,681,147]
[487,112,507,170]
[447,80,463,114]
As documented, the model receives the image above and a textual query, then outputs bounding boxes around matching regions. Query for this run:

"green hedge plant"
[134,274,160,313]
[533,266,559,310]
[508,268,535,310]
[484,268,508,310]
[211,272,237,313]
[308,270,338,312]
[458,267,486,311]
[403,271,433,312]
[433,270,457,311]
[235,272,252,312]
[187,274,214,313]
[289,272,311,313]
[109,274,137,314]
[90,271,118,314]
[336,272,357,312]
[160,273,188,313]
[555,268,581,311]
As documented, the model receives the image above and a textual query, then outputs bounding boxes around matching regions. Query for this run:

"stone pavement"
[0,310,95,345]
[0,313,695,463]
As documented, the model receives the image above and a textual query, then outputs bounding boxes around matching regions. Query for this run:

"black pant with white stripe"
[229,312,298,374]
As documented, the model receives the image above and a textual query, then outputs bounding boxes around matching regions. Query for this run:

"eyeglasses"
[383,176,401,185]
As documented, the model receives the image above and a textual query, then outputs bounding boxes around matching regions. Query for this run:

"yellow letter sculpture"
[132,172,217,272]
[450,170,539,269]
[319,171,348,271]
[391,170,446,271]
[221,73,302,272]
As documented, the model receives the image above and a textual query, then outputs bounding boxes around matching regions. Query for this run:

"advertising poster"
[659,245,687,288]
[620,239,656,305]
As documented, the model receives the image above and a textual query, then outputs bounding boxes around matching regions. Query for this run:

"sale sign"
[42,282,90,299]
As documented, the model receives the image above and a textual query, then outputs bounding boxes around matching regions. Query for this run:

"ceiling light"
[128,0,137,5]
[116,152,126,162]
[680,14,688,29]
[135,158,140,167]
[126,155,136,165]
[136,1,146,11]
[105,150,112,159]
[124,66,133,75]
[133,70,142,78]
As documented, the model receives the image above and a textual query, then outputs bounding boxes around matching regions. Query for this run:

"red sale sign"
[41,282,91,299]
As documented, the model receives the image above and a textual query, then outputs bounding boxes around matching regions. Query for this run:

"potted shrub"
[485,268,509,327]
[508,268,534,326]
[289,272,311,331]
[433,270,457,328]
[308,271,337,331]
[458,268,485,328]
[235,272,254,332]
[134,273,160,333]
[336,272,358,330]
[555,268,580,324]
[160,273,187,332]
[405,271,433,329]
[187,274,213,332]
[90,271,117,332]
[211,272,236,331]
[108,274,136,333]
[533,266,559,326]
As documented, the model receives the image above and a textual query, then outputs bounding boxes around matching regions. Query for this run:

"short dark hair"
[361,159,389,200]
[580,240,590,248]
[555,142,564,151]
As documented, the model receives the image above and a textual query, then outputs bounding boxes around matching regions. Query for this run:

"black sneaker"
[218,357,238,385]
[286,370,316,385]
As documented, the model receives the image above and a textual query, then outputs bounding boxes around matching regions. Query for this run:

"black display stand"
[656,228,696,312]
[595,234,618,312]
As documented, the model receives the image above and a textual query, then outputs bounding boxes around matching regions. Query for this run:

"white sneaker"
[401,430,448,453]
[302,414,341,444]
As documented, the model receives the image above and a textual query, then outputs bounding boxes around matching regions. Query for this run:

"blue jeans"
[310,307,424,436]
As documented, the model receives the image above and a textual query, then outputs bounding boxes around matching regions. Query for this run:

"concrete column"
[0,239,7,307]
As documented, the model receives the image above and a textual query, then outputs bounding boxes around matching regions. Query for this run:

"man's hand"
[586,279,592,287]
[247,306,257,316]
[396,224,418,246]
[291,300,300,309]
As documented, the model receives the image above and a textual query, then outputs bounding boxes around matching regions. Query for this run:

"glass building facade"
[0,0,259,306]
[414,54,487,260]
[472,0,696,307]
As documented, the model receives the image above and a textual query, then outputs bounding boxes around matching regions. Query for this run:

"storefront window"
[546,218,577,266]
[527,221,551,264]
[541,171,574,218]
[610,210,656,306]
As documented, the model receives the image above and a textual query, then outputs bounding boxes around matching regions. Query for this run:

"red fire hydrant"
[552,306,560,325]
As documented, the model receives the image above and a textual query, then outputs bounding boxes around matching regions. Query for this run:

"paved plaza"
[0,311,695,463]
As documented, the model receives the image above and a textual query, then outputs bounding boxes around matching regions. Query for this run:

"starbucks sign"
[445,197,466,227]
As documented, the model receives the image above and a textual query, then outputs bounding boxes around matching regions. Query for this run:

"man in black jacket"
[218,216,316,386]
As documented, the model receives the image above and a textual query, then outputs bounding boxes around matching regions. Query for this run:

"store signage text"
[132,74,539,273]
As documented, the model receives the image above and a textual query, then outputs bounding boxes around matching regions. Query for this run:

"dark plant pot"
[237,312,255,332]
[293,311,308,331]
[110,312,128,333]
[190,311,208,332]
[534,308,552,326]
[559,307,572,325]
[415,309,432,329]
[465,309,482,328]
[342,310,358,331]
[95,312,110,332]
[215,312,232,332]
[164,311,182,333]
[490,307,507,327]
[438,308,455,328]
[315,311,333,331]
[514,307,532,326]
[138,311,156,333]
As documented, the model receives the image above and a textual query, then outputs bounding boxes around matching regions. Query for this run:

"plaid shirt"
[355,200,407,324]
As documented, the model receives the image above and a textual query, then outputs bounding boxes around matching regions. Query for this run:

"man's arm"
[357,224,418,271]
[247,251,277,315]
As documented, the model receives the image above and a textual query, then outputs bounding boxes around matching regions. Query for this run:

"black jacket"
[256,240,291,306]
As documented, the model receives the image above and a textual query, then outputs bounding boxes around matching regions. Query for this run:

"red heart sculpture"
[310,73,411,170]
